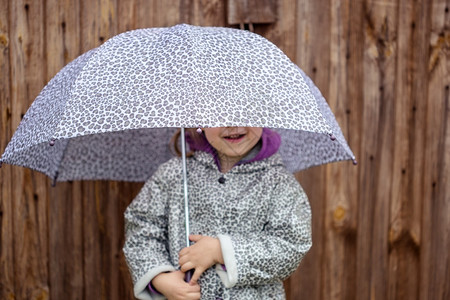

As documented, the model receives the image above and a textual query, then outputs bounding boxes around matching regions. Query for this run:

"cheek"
[247,128,263,143]
[203,129,221,145]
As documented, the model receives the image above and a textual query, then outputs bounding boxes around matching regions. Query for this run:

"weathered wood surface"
[8,1,49,299]
[227,0,277,24]
[0,0,448,299]
[0,0,13,298]
[421,1,450,300]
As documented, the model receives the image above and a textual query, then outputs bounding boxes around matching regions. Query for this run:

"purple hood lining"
[185,128,281,171]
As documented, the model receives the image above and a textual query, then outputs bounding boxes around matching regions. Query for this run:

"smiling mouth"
[223,133,246,143]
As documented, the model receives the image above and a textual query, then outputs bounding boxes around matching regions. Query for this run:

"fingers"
[173,270,186,279]
[188,283,201,292]
[180,235,206,258]
[180,261,195,273]
[187,290,201,300]
[179,248,191,273]
[179,246,189,256]
[179,250,193,272]
[189,234,203,242]
[184,280,201,291]
[179,250,188,264]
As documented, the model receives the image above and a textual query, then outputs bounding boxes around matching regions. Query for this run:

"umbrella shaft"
[181,128,190,248]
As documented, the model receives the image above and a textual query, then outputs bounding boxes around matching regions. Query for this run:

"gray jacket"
[123,151,312,299]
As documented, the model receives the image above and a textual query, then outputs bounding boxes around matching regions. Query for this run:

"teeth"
[226,134,243,139]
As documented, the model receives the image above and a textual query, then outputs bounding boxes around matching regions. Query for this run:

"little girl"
[123,127,312,300]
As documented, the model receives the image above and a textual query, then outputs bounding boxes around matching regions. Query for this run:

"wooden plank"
[80,0,117,52]
[227,0,277,25]
[0,0,15,298]
[321,0,363,298]
[48,182,84,300]
[420,1,450,299]
[405,0,431,269]
[118,0,181,30]
[117,0,156,31]
[387,0,430,298]
[45,0,81,72]
[260,0,296,61]
[293,0,331,299]
[184,0,227,27]
[356,1,398,299]
[334,1,365,297]
[152,0,181,27]
[101,181,120,300]
[82,181,102,300]
[45,1,83,299]
[9,0,49,298]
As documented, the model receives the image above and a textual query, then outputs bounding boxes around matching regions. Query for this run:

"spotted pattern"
[277,68,356,172]
[123,151,312,299]
[0,24,355,181]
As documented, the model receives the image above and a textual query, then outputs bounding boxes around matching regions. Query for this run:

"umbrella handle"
[184,269,193,283]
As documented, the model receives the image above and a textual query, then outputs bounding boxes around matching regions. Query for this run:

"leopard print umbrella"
[0,24,355,182]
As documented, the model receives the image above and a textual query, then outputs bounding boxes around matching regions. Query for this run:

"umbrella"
[0,24,355,180]
[0,24,356,248]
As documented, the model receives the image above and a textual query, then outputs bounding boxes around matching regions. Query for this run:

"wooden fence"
[0,0,448,299]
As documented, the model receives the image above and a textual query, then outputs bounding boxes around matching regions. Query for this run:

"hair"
[170,128,204,157]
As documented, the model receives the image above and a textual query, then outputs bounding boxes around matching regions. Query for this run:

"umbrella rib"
[50,138,71,184]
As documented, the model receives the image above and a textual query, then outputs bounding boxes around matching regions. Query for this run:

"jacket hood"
[187,128,282,172]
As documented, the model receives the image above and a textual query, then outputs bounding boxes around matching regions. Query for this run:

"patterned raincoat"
[123,150,312,299]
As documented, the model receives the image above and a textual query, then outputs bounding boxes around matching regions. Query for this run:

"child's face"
[203,127,263,162]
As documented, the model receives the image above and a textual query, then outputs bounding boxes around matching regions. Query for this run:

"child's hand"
[179,235,224,284]
[151,270,200,300]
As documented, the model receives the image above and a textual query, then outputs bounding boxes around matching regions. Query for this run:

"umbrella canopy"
[0,24,355,182]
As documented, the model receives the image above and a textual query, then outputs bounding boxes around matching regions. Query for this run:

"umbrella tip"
[49,139,55,146]
[196,127,202,134]
[51,171,59,187]
[329,134,336,141]
[352,159,358,165]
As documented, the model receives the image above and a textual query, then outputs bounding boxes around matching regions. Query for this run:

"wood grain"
[9,0,49,299]
[358,1,403,299]
[420,1,450,299]
[387,0,431,298]
[0,0,14,298]
[227,0,277,25]
[323,0,361,299]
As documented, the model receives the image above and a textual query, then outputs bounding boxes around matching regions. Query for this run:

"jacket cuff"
[134,265,176,300]
[216,234,238,288]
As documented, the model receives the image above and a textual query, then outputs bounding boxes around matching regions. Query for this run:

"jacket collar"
[192,150,284,174]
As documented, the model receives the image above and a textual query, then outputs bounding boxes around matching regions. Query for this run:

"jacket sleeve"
[123,170,176,300]
[215,174,312,288]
